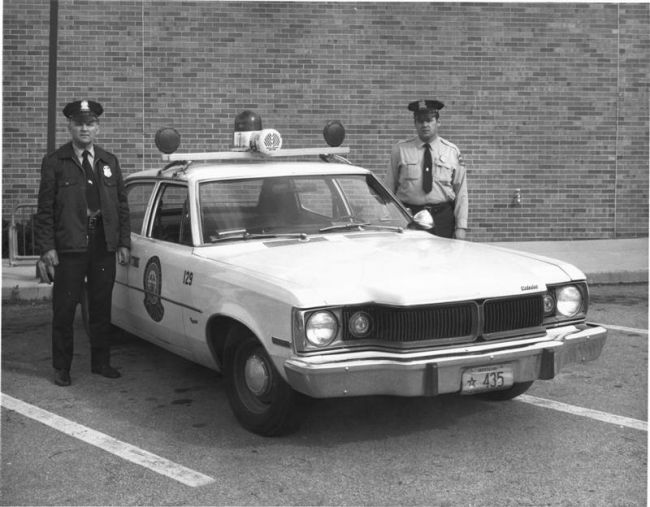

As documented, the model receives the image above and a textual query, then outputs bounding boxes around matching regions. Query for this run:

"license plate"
[461,364,514,394]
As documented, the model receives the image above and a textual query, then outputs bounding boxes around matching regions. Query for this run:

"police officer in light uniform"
[35,100,130,386]
[386,100,468,239]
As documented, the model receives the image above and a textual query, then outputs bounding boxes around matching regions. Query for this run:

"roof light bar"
[155,112,350,162]
[160,146,350,162]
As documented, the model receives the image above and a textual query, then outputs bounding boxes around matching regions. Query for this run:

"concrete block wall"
[3,1,648,242]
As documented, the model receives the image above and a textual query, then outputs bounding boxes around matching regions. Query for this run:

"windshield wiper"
[362,224,404,233]
[319,222,370,232]
[319,222,403,233]
[208,229,308,243]
[245,232,309,240]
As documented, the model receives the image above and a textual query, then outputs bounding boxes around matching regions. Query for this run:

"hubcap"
[244,353,270,396]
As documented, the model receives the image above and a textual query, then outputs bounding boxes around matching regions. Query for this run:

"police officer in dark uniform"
[35,100,130,386]
[386,100,468,239]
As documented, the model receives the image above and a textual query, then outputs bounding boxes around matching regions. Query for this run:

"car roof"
[126,160,371,183]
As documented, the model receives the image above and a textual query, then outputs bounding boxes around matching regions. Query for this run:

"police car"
[112,112,607,436]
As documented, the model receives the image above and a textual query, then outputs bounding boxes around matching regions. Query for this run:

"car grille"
[342,294,544,346]
[343,303,477,343]
[483,294,544,335]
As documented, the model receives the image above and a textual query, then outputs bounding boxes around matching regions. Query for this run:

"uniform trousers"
[407,202,456,238]
[52,222,116,371]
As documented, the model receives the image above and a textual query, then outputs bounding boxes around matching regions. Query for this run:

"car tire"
[224,330,299,436]
[476,381,534,401]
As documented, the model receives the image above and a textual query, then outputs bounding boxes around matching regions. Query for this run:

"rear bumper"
[284,323,607,398]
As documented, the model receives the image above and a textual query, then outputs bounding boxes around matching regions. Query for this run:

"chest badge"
[103,165,112,178]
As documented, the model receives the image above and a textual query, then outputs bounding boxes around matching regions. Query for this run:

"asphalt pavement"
[1,237,647,302]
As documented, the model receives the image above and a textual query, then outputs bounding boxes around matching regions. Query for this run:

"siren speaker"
[251,129,283,154]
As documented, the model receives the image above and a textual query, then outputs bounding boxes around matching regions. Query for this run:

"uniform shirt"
[386,136,468,230]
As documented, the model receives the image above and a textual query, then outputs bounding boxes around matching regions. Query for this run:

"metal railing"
[8,204,39,265]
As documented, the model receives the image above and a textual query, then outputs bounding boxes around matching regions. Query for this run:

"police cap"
[63,100,103,121]
[408,99,445,117]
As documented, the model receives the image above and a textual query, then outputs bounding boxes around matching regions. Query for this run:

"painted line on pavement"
[1,393,216,487]
[517,394,647,432]
[591,323,648,335]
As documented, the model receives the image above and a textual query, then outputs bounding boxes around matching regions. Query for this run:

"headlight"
[543,293,556,315]
[555,285,583,317]
[305,311,338,347]
[348,311,372,338]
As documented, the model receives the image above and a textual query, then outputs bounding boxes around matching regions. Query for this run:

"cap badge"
[103,165,112,178]
[80,100,90,112]
[418,100,426,109]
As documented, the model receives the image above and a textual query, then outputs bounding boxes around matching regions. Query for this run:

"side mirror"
[412,209,434,230]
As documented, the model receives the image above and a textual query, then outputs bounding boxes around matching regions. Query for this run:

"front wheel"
[223,331,299,436]
[477,381,534,401]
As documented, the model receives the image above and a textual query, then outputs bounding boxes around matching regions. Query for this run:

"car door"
[125,182,193,355]
[113,180,155,334]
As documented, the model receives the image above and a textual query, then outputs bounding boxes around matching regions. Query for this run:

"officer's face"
[414,114,439,142]
[68,118,100,148]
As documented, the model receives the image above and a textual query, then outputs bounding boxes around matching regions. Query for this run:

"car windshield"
[198,174,410,243]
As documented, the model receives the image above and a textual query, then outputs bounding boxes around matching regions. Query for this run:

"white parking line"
[517,394,647,432]
[1,393,216,487]
[591,323,648,335]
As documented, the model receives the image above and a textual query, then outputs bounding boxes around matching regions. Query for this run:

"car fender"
[189,278,296,378]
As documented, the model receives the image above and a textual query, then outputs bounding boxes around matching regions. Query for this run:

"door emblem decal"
[143,256,164,322]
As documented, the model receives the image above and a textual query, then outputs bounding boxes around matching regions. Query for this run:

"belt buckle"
[88,214,100,230]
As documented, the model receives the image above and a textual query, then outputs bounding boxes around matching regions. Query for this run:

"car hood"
[195,231,585,307]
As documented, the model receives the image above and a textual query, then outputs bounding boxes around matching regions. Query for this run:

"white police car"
[112,113,607,436]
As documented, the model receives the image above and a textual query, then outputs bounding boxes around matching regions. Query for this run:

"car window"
[150,184,191,245]
[199,174,409,243]
[126,182,156,235]
[337,176,405,224]
[293,179,337,218]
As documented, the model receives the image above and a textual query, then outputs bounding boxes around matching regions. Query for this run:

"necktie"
[82,150,100,211]
[422,143,433,193]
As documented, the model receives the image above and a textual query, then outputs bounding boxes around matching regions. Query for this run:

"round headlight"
[543,293,556,315]
[305,311,338,347]
[349,311,372,338]
[556,286,582,317]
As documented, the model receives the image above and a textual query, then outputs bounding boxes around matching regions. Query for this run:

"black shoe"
[91,364,121,379]
[54,369,71,386]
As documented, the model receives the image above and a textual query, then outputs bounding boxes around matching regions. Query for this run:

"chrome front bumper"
[284,324,607,398]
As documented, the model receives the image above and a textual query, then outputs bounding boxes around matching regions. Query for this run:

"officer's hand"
[42,249,59,267]
[454,228,467,240]
[117,246,130,266]
[36,260,52,283]
[39,249,58,283]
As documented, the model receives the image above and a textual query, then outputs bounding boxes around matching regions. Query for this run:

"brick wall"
[3,1,648,242]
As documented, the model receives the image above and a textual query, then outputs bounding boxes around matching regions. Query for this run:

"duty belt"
[406,202,453,214]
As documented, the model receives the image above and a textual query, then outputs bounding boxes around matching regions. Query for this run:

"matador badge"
[103,166,112,178]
